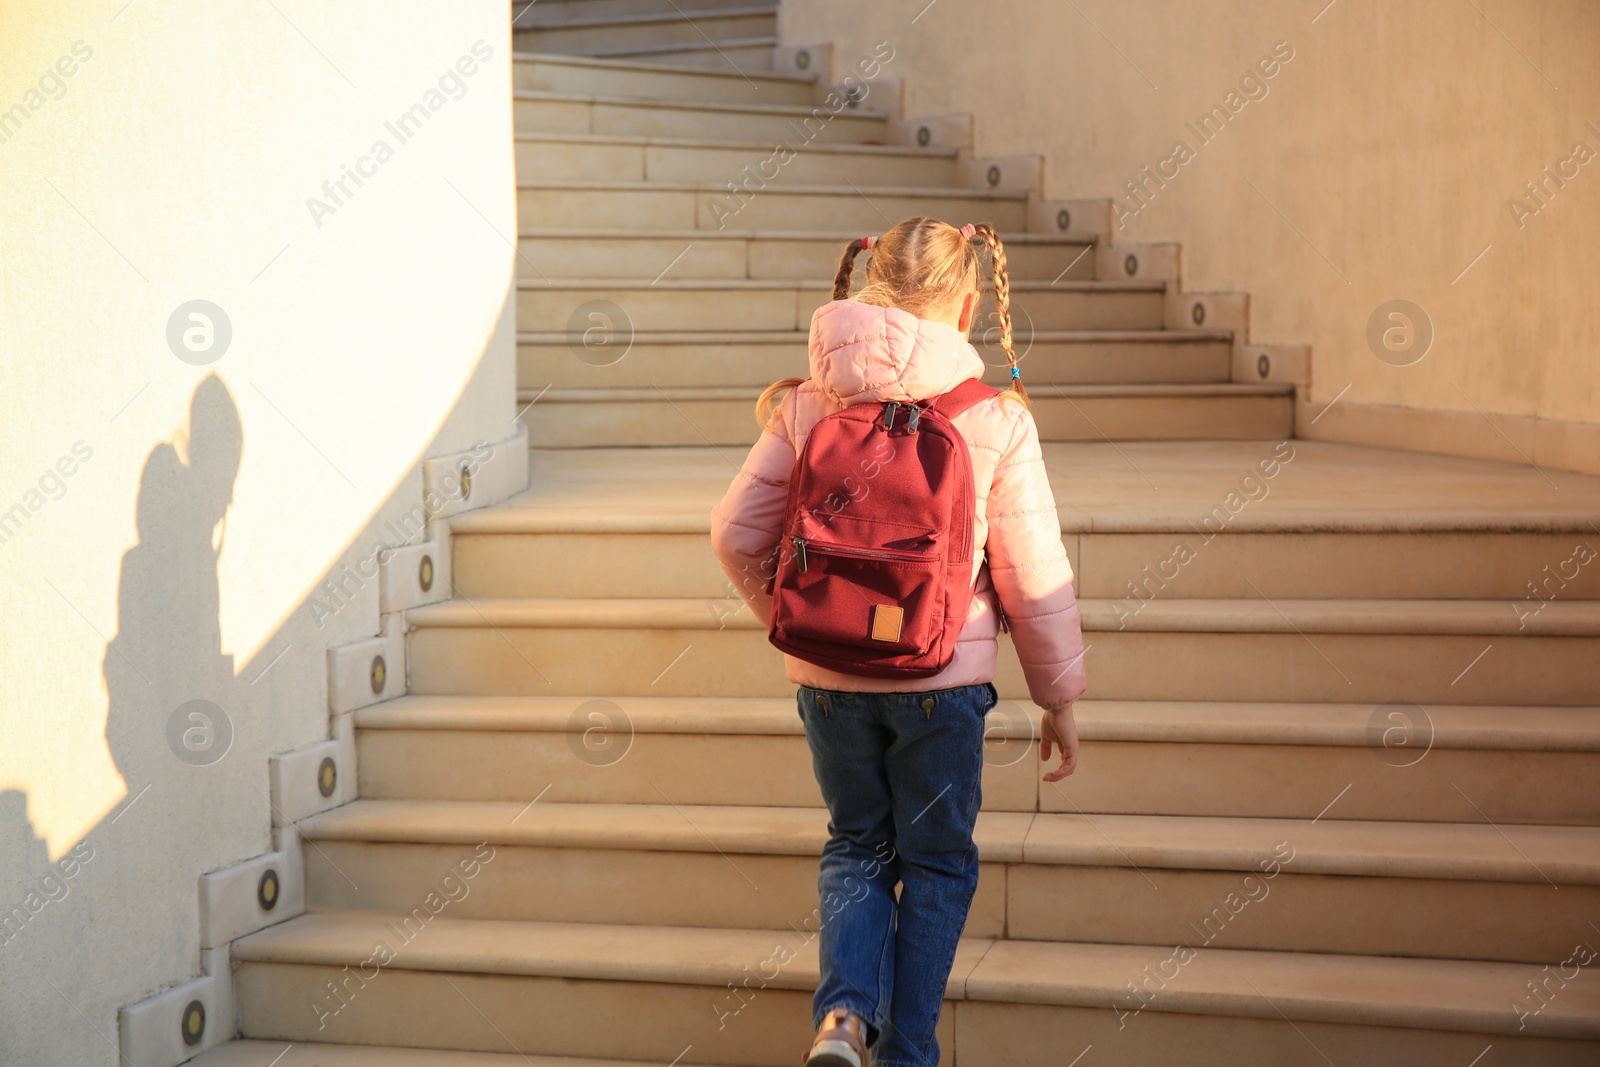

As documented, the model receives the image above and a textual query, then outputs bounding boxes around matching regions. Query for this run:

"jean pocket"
[797,686,839,721]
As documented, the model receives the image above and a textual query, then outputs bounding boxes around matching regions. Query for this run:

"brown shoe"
[802,1008,870,1067]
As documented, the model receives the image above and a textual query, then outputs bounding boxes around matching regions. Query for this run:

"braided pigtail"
[755,376,806,429]
[970,223,1027,408]
[833,237,873,300]
[758,238,872,428]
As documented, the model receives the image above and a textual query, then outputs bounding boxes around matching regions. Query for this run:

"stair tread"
[525,383,1294,402]
[300,798,1600,883]
[516,4,776,32]
[404,595,1600,635]
[517,328,1205,342]
[569,36,778,59]
[514,88,876,120]
[517,178,1027,200]
[515,47,810,85]
[474,442,1600,534]
[515,276,1154,291]
[357,695,1600,751]
[516,225,1099,242]
[230,913,1600,1038]
[189,1040,704,1067]
[301,800,1021,861]
[515,130,956,158]
[235,912,986,997]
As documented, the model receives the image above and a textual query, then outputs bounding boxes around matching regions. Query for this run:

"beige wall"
[0,2,514,1063]
[782,0,1600,463]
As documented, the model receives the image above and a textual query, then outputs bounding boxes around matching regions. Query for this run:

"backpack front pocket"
[773,537,944,655]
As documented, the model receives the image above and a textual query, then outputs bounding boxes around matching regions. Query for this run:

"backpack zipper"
[791,536,938,574]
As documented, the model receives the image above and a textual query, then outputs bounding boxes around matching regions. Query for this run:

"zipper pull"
[792,536,807,573]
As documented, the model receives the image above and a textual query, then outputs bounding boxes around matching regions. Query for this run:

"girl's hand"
[1040,703,1079,782]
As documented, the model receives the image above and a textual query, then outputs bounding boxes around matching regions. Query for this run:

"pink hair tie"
[861,236,877,250]
[959,223,977,240]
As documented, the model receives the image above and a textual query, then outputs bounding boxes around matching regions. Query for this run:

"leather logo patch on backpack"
[870,604,904,643]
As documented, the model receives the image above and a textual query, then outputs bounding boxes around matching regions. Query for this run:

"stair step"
[233,914,965,1062]
[297,801,1018,937]
[295,799,1600,961]
[514,7,776,54]
[514,51,812,106]
[358,695,1600,751]
[515,132,958,188]
[517,179,1027,233]
[191,1039,707,1066]
[519,327,1227,390]
[569,37,779,71]
[514,0,776,25]
[515,226,1092,283]
[515,277,1161,332]
[514,89,884,144]
[354,694,1600,823]
[515,383,1293,447]
[404,596,1600,703]
[461,444,1600,603]
[230,914,1600,1062]
[403,596,1600,637]
[498,441,1600,533]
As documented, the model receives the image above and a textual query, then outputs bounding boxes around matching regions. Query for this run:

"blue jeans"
[797,682,995,1067]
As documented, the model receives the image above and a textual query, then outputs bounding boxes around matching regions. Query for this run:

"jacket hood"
[807,299,985,406]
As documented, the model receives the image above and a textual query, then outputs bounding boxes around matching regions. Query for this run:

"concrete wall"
[781,0,1600,471]
[0,2,515,1063]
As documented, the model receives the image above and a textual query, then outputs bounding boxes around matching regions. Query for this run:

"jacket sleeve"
[710,405,796,627]
[984,404,1087,709]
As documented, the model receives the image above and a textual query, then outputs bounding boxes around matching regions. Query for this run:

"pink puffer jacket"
[710,299,1087,710]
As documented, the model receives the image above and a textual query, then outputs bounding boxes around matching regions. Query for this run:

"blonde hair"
[755,216,1025,427]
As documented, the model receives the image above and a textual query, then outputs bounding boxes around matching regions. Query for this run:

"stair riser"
[1047,741,1600,824]
[356,728,1597,824]
[515,0,777,26]
[1008,865,1599,964]
[455,533,730,598]
[236,963,875,1066]
[518,393,1294,447]
[591,42,777,71]
[1084,531,1600,602]
[954,1001,1599,1067]
[516,186,1026,234]
[514,97,885,144]
[233,960,1600,1065]
[455,529,1599,603]
[516,140,954,187]
[298,842,1594,964]
[516,232,1095,283]
[301,841,1009,937]
[523,337,805,386]
[517,337,1228,388]
[517,11,775,52]
[516,285,1162,332]
[407,627,1599,704]
[515,58,812,106]
[518,235,1091,280]
[355,729,1039,810]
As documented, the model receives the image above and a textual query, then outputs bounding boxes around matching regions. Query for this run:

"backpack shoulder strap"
[926,378,1001,420]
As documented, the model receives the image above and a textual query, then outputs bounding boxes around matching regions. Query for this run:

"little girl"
[711,216,1087,1067]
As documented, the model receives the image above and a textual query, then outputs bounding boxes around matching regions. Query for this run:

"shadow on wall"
[0,374,243,1059]
[105,374,244,787]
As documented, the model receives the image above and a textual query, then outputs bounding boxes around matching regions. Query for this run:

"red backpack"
[768,378,999,678]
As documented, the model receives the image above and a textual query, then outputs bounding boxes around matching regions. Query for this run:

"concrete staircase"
[192,2,1600,1064]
